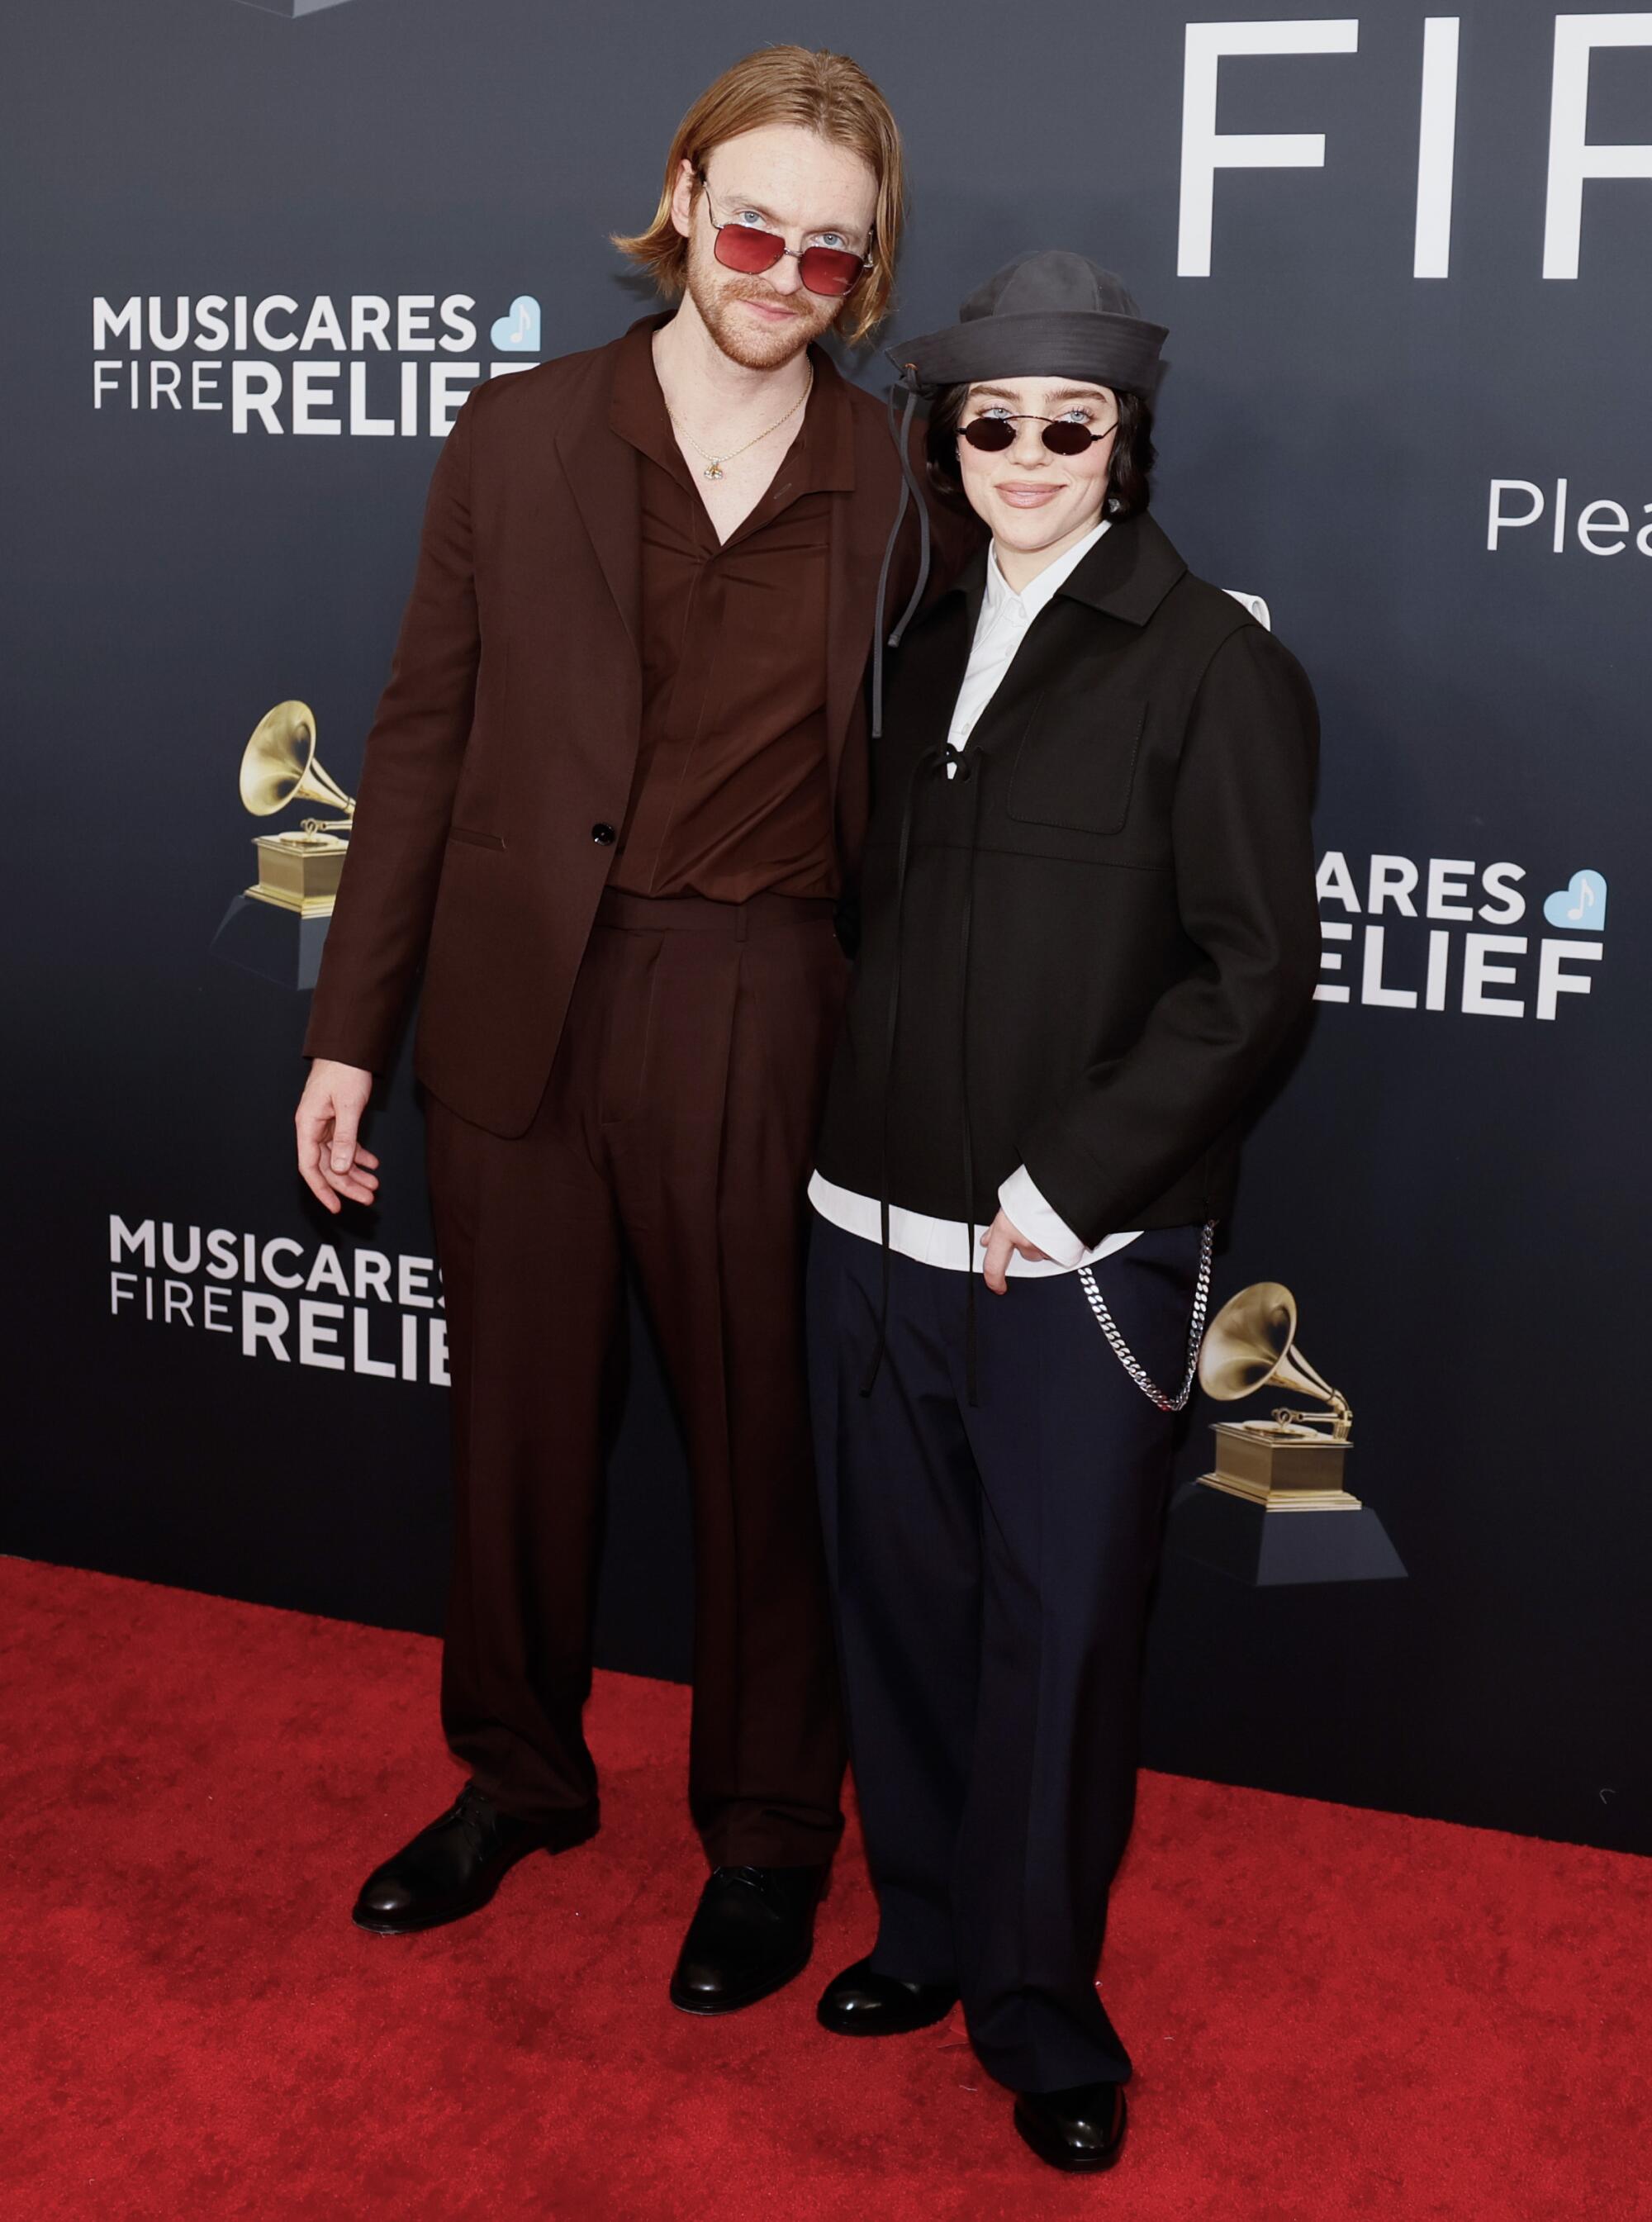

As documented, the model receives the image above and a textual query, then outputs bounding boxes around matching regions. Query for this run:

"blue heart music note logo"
[1541,869,1607,932]
[489,296,541,352]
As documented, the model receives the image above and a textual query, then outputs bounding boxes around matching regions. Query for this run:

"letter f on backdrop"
[1178,19,1360,277]
[1544,13,1652,278]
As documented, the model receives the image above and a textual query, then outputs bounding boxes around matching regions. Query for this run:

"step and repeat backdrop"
[5,0,1646,1852]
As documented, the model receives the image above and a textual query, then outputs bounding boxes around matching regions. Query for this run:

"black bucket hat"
[888,248,1167,395]
[870,251,1168,735]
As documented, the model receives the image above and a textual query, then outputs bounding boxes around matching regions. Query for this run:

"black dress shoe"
[1013,2081,1128,2173]
[668,1864,828,2014]
[817,1956,957,2036]
[352,1782,595,1935]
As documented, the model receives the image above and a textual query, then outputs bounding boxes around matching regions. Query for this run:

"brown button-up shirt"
[605,318,853,900]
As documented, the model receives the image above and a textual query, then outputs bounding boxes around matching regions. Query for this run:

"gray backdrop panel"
[4,0,1645,1850]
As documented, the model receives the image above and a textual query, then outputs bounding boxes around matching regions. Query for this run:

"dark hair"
[924,382,1156,520]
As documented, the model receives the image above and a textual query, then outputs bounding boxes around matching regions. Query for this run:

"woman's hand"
[979,1209,1050,1294]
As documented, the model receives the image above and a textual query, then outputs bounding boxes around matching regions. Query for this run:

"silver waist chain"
[1075,1219,1218,1412]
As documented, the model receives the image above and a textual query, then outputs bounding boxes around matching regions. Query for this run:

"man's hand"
[979,1208,1050,1294]
[296,1059,380,1215]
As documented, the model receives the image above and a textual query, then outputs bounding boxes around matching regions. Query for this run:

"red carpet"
[2,1557,1646,2220]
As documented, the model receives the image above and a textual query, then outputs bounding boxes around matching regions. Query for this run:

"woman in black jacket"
[805,251,1321,2173]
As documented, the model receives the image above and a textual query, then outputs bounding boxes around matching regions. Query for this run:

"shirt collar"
[982,515,1113,629]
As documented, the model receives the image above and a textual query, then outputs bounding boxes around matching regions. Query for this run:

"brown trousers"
[424,887,849,1868]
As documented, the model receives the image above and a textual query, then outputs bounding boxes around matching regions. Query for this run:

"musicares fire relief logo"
[1315,851,1607,1023]
[92,291,542,436]
[108,1213,449,1388]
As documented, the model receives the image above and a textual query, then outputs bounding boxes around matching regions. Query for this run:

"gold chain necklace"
[667,366,812,481]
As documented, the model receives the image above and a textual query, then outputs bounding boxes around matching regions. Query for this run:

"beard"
[683,234,841,369]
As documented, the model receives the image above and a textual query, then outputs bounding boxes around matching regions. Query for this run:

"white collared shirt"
[809,519,1141,1279]
[944,517,1110,765]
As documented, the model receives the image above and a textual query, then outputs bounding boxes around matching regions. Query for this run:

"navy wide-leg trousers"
[806,1214,1203,2094]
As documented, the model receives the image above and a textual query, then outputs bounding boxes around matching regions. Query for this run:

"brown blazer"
[301,312,977,1138]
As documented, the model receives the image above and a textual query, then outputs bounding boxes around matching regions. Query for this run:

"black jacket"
[814,508,1321,1252]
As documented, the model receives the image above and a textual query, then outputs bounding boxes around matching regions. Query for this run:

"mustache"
[719,278,827,322]
[729,288,799,315]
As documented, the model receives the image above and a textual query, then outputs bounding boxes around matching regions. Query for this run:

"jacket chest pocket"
[1006,692,1146,837]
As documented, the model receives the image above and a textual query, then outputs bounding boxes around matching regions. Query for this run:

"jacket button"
[591,822,615,845]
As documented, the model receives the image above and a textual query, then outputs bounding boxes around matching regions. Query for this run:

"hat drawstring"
[954,751,984,1408]
[887,382,932,651]
[859,738,948,1398]
[858,741,986,1406]
[870,373,931,740]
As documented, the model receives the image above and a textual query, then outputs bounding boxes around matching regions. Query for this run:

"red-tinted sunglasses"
[696,174,870,299]
[959,411,1118,457]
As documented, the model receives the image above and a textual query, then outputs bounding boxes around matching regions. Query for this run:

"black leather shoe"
[668,1864,828,2014]
[1013,2081,1128,2173]
[817,1956,957,2036]
[352,1782,595,1935]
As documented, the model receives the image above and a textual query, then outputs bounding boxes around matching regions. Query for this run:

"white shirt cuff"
[997,1166,1089,1269]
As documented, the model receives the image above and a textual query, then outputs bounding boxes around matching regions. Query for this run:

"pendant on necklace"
[702,463,724,481]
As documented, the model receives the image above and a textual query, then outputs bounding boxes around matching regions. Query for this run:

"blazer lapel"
[553,349,642,661]
[824,510,859,804]
[824,394,871,805]
[953,544,989,643]
[945,514,1183,762]
[955,594,1092,761]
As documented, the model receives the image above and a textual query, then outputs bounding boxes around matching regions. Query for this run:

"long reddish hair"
[612,45,905,344]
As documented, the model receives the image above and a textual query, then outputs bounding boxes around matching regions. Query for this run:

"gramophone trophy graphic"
[210,701,355,990]
[1168,1281,1406,1587]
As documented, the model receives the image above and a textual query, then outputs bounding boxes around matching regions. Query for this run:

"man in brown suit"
[292,47,976,2012]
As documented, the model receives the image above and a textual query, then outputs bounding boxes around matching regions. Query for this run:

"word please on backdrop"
[1487,478,1652,555]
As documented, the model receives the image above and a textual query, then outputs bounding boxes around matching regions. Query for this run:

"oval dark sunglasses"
[959,411,1118,457]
